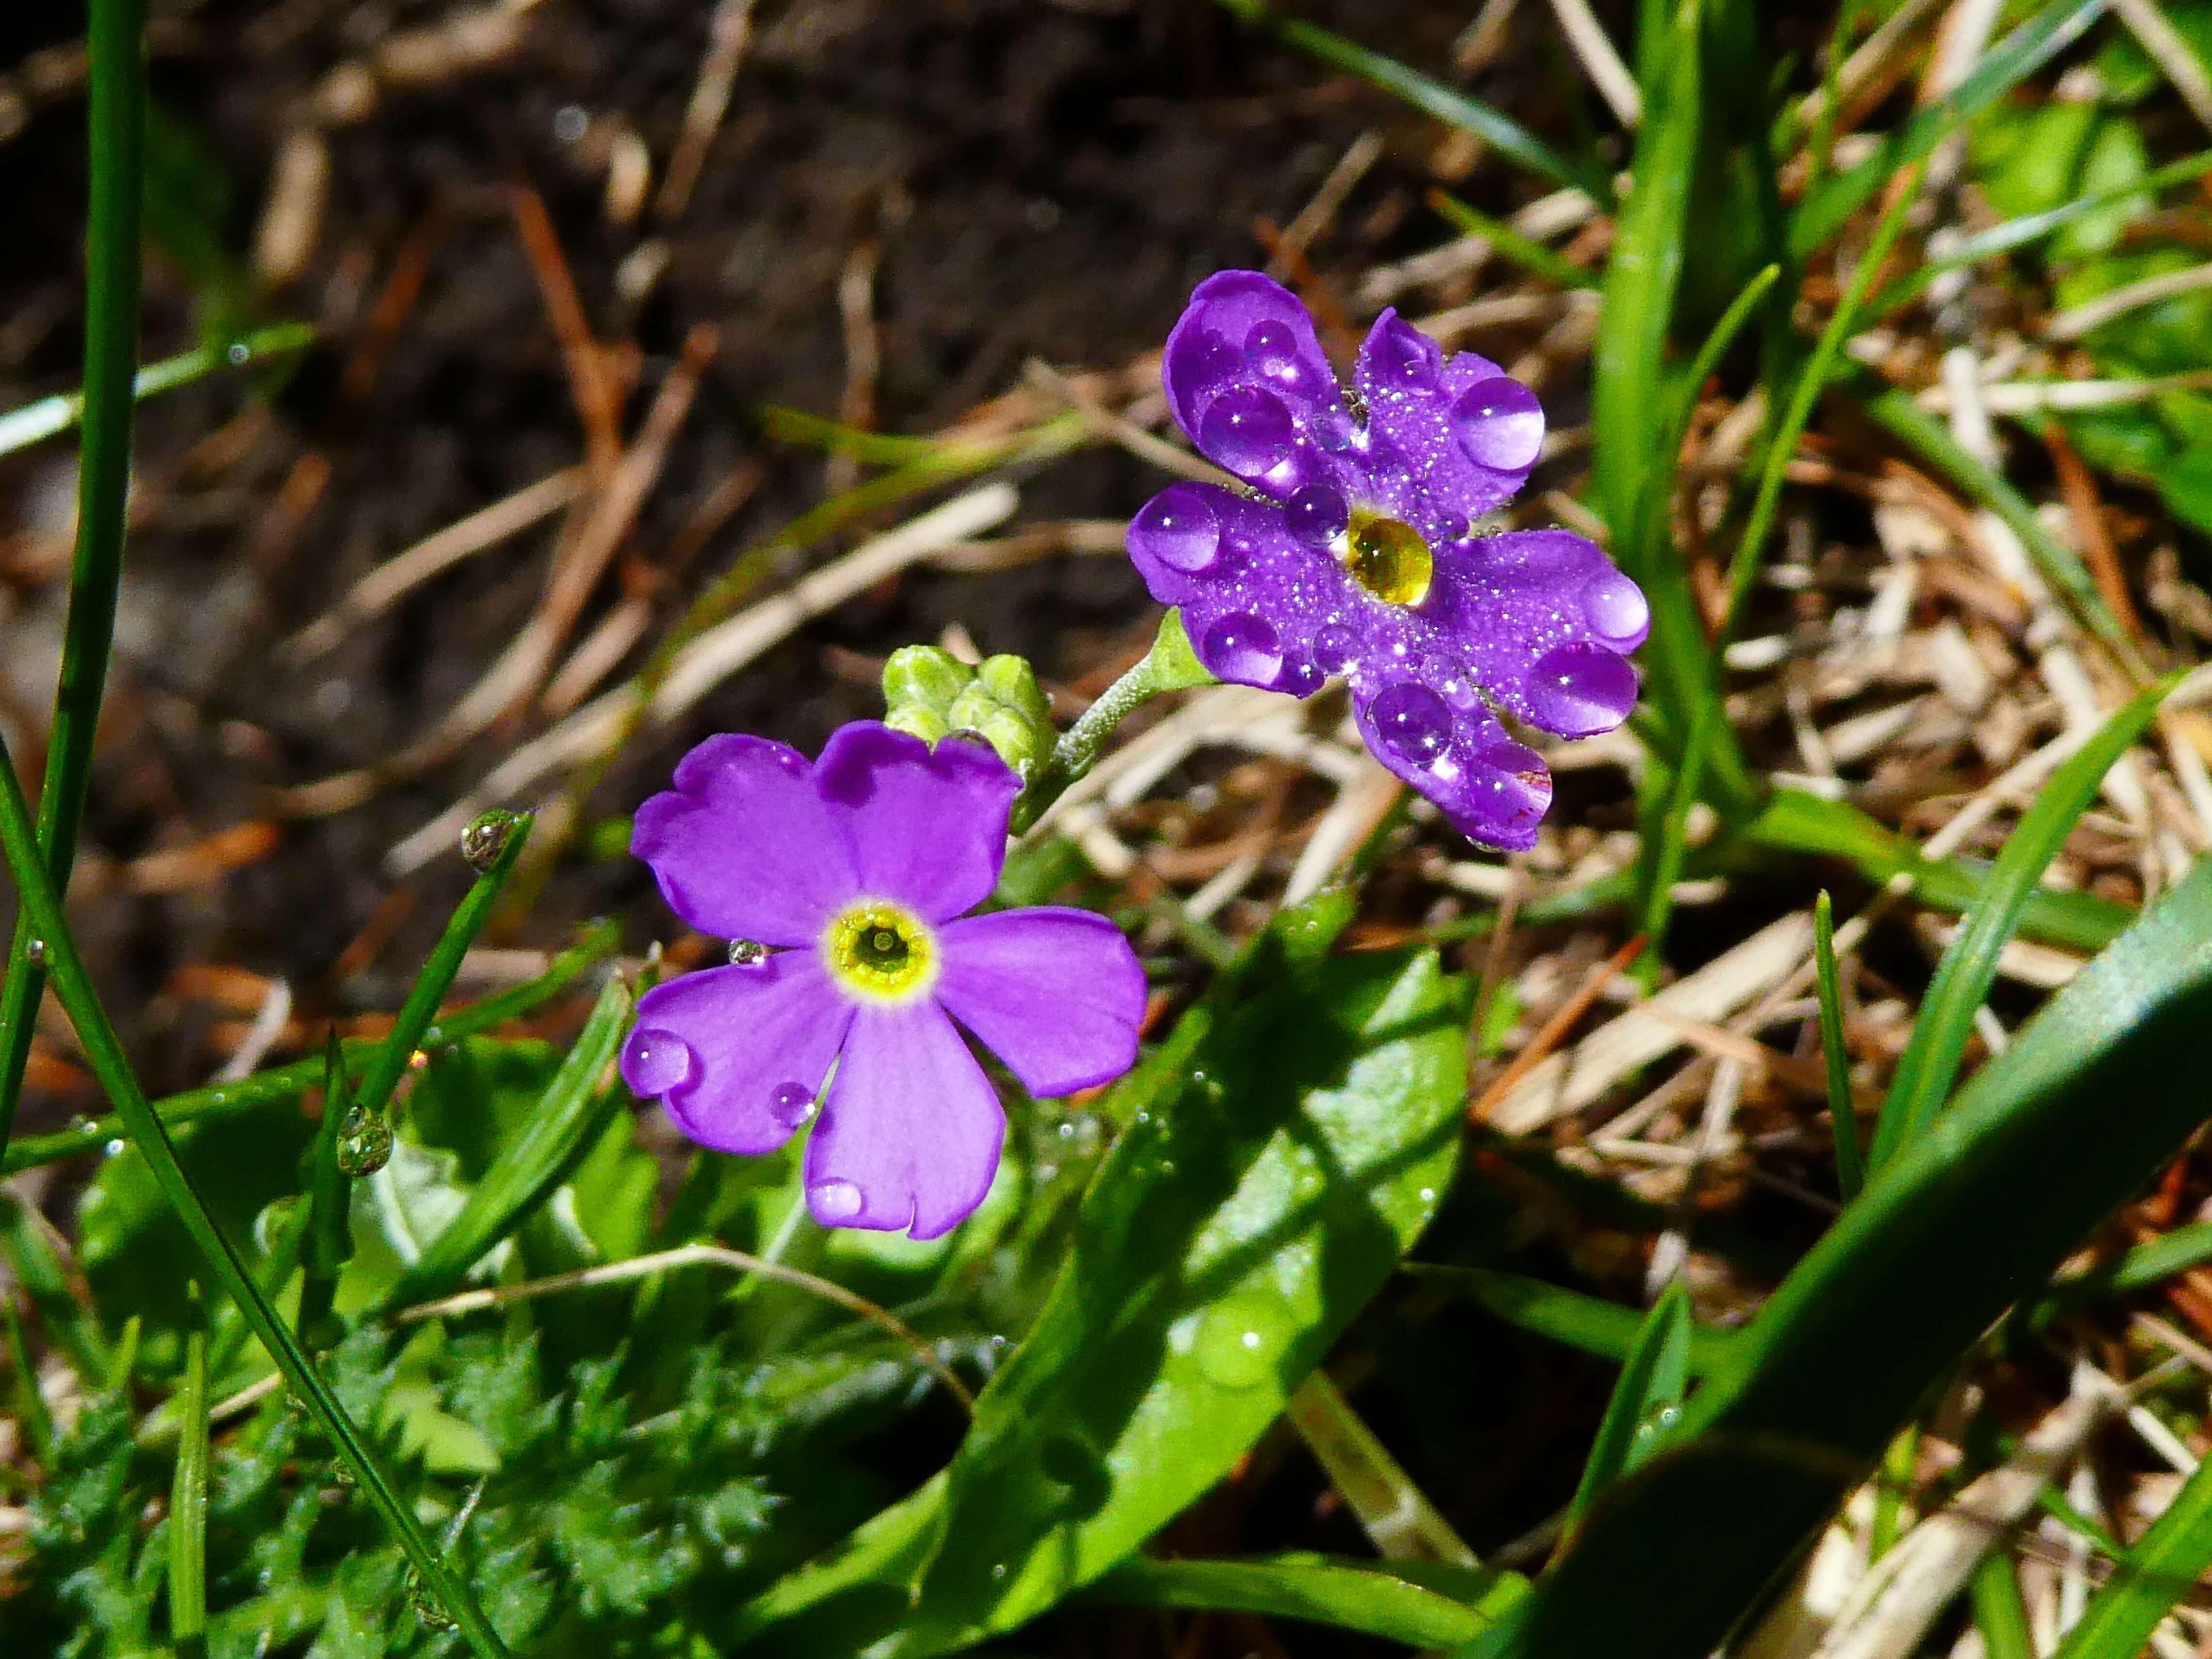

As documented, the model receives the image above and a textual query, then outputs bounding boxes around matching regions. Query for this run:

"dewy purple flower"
[1127,271,1650,850]
[620,721,1146,1239]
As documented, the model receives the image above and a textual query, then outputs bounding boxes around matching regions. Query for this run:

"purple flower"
[620,722,1147,1239]
[1128,271,1650,850]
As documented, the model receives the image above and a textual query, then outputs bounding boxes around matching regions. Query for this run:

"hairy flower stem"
[1010,610,1215,836]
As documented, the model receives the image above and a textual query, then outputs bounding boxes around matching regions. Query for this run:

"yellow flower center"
[1343,509,1433,607]
[822,899,938,1004]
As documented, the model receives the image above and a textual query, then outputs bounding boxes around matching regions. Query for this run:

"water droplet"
[1313,623,1360,673]
[1194,1293,1295,1390]
[1198,385,1296,478]
[1243,319,1297,367]
[727,938,769,966]
[1278,657,1324,696]
[103,1138,125,1158]
[1131,484,1221,575]
[990,1562,1010,1582]
[1418,1186,1437,1204]
[459,809,519,872]
[1283,482,1347,546]
[22,938,46,966]
[1200,613,1284,686]
[1451,376,1544,471]
[226,340,251,366]
[768,1081,816,1130]
[335,1105,393,1177]
[1311,404,1356,450]
[1345,515,1433,607]
[626,1027,698,1096]
[1523,642,1638,736]
[809,1178,865,1223]
[1581,569,1650,647]
[1056,1120,1075,1139]
[1367,683,1453,766]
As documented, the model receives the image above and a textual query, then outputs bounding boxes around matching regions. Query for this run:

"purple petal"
[623,953,853,1155]
[936,908,1146,1096]
[1127,483,1360,696]
[813,723,1021,922]
[803,1002,1005,1239]
[1162,270,1342,442]
[1351,678,1553,852]
[632,734,859,945]
[1424,531,1646,736]
[1353,312,1539,538]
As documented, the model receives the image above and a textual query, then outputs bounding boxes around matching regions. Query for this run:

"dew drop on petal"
[1581,569,1650,647]
[1373,320,1438,390]
[1313,622,1360,673]
[1131,485,1221,574]
[1198,385,1296,478]
[727,938,769,966]
[1201,613,1284,685]
[1279,657,1324,696]
[1368,682,1454,765]
[1283,482,1348,546]
[627,1028,698,1096]
[1310,405,1356,451]
[809,1178,865,1223]
[1244,319,1298,370]
[768,1081,817,1129]
[1524,642,1639,736]
[1451,377,1544,471]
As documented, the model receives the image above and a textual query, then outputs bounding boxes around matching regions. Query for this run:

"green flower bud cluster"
[882,645,1056,779]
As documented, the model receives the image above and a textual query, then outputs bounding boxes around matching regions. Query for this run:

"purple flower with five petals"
[620,721,1147,1239]
[1127,271,1650,850]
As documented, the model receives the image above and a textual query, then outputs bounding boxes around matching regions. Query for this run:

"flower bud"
[973,654,1051,724]
[882,645,973,720]
[884,704,951,745]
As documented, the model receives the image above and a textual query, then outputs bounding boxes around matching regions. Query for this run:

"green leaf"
[1568,1279,1693,1530]
[1086,1553,1524,1647]
[1458,853,2212,1659]
[168,1284,209,1659]
[734,900,1468,1654]
[1870,675,2176,1169]
[382,974,633,1308]
[1814,891,1863,1202]
[2050,1436,2212,1659]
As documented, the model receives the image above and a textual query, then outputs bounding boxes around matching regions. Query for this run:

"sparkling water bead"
[768,1081,816,1130]
[1367,682,1454,765]
[1131,484,1221,574]
[1283,482,1347,547]
[1524,642,1639,736]
[1451,377,1545,471]
[1200,613,1284,686]
[1313,622,1359,673]
[459,808,519,873]
[810,1179,865,1223]
[1345,515,1433,607]
[1198,385,1296,479]
[727,938,769,966]
[628,1027,699,1095]
[334,1104,393,1178]
[1243,318,1323,401]
[1581,568,1650,648]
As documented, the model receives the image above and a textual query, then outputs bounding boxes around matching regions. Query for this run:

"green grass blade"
[1869,148,2212,321]
[168,1282,210,1659]
[0,737,509,1659]
[0,918,614,1176]
[1857,384,2140,671]
[383,974,633,1308]
[1403,1264,1738,1373]
[1813,892,1863,1202]
[294,1035,354,1348]
[1742,788,2136,954]
[1,1292,54,1465]
[0,1186,107,1382]
[1087,1555,1521,1648]
[1790,0,2112,257]
[1568,1279,1693,1530]
[0,0,151,1162]
[352,813,533,1126]
[1664,262,1780,463]
[1971,1552,2034,1659]
[1458,854,2212,1659]
[0,322,313,459]
[1869,676,2176,1170]
[1429,193,1597,290]
[2050,1448,2212,1659]
[1213,0,1607,197]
